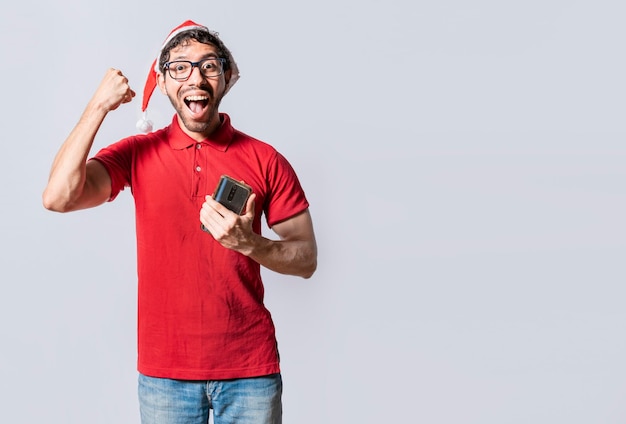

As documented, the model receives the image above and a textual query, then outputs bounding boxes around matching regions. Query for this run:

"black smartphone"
[201,175,252,233]
[212,175,252,214]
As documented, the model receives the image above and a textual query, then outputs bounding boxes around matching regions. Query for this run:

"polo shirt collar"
[168,113,234,152]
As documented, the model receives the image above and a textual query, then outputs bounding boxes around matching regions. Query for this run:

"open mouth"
[184,95,209,113]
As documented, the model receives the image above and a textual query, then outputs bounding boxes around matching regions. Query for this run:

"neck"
[179,112,222,142]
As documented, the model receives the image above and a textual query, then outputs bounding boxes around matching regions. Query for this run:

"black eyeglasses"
[164,58,226,81]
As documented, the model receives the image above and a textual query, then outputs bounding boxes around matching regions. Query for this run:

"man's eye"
[174,63,189,72]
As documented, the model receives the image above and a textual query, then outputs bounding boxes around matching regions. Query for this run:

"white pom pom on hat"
[136,20,240,133]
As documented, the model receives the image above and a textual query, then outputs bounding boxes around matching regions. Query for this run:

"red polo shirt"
[92,114,309,380]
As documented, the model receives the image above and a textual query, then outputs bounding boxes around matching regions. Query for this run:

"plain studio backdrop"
[1,1,625,423]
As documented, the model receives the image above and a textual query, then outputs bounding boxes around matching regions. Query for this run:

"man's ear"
[157,72,167,94]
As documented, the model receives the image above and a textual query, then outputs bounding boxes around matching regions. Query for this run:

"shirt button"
[196,166,202,172]
[196,144,202,149]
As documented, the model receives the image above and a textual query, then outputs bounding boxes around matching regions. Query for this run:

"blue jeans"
[138,373,283,424]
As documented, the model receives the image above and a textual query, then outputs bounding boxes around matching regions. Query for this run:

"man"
[42,20,317,424]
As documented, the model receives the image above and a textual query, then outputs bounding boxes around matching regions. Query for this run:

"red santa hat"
[136,20,240,133]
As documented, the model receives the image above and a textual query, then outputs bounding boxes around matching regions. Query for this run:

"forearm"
[42,101,108,212]
[245,234,318,279]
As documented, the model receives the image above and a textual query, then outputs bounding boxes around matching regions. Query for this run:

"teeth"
[185,95,208,101]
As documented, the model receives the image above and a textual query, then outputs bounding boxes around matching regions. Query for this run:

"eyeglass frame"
[163,58,227,81]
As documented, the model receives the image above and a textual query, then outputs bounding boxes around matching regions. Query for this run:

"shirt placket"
[192,142,208,198]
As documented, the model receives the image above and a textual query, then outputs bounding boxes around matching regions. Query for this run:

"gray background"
[2,0,625,422]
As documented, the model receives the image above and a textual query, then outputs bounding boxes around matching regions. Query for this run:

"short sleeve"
[90,137,135,201]
[264,151,309,227]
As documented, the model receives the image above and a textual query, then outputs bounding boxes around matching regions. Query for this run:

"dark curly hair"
[158,29,232,74]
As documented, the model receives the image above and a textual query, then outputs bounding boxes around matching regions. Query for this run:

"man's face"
[157,39,229,139]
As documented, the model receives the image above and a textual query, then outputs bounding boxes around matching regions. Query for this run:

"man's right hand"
[94,68,136,112]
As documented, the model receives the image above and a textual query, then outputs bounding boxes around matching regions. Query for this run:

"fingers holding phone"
[200,175,257,252]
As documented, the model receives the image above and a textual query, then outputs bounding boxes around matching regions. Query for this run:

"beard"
[167,88,224,135]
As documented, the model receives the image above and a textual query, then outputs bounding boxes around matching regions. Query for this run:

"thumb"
[243,193,256,217]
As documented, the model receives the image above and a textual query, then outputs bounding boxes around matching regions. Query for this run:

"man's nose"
[187,64,205,83]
